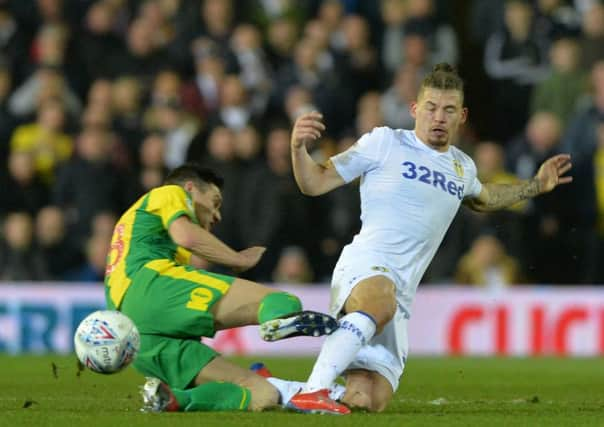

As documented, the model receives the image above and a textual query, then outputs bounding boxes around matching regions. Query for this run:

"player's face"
[189,183,222,230]
[411,88,467,151]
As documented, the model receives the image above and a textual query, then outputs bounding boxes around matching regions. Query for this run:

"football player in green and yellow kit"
[105,163,340,413]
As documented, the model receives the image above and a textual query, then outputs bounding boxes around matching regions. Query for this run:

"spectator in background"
[229,24,272,115]
[317,0,346,51]
[111,76,144,158]
[63,232,110,282]
[76,1,124,86]
[337,15,380,105]
[355,91,385,136]
[530,37,587,126]
[53,127,132,243]
[380,0,408,75]
[135,133,168,195]
[151,70,183,105]
[284,85,318,124]
[272,246,314,284]
[8,64,81,120]
[404,0,459,67]
[107,17,166,85]
[508,112,595,283]
[578,1,604,71]
[147,96,201,169]
[559,62,603,280]
[313,134,361,280]
[187,0,236,50]
[199,126,240,248]
[563,60,604,164]
[35,205,82,279]
[86,78,113,113]
[9,97,72,183]
[0,212,48,281]
[474,141,527,259]
[381,64,423,130]
[182,39,229,119]
[237,126,312,281]
[265,17,298,73]
[273,37,345,134]
[0,151,49,216]
[90,211,117,240]
[243,0,307,31]
[468,0,505,47]
[454,233,522,289]
[207,74,255,131]
[533,0,582,54]
[0,65,17,166]
[484,0,549,142]
[234,125,263,168]
[0,5,29,85]
[507,112,564,181]
[303,19,338,76]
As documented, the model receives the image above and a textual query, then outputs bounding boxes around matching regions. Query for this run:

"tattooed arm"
[464,154,573,212]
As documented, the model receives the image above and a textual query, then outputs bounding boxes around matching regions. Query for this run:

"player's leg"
[136,334,280,412]
[340,310,408,412]
[340,369,373,410]
[120,268,262,412]
[299,274,397,393]
[341,370,393,412]
[211,277,338,340]
[191,355,279,411]
[210,277,298,329]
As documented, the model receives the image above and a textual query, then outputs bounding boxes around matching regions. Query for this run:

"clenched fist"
[291,111,326,149]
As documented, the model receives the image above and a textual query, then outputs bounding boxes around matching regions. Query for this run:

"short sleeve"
[464,158,483,198]
[147,185,197,230]
[330,127,392,183]
[174,246,193,265]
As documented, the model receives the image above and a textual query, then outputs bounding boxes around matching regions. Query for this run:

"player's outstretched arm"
[465,154,573,212]
[169,216,264,271]
[291,111,346,196]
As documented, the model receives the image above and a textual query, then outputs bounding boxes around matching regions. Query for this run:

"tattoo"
[481,179,541,211]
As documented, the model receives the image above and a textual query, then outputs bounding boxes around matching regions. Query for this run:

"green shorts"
[118,259,236,388]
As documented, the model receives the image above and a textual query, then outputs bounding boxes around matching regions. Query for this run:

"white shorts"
[329,253,409,391]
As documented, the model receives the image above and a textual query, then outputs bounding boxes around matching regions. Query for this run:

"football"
[74,310,140,374]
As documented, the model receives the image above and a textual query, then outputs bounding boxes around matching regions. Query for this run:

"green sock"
[171,382,251,412]
[257,292,302,324]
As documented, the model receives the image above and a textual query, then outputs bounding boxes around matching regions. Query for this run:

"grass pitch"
[1,355,603,427]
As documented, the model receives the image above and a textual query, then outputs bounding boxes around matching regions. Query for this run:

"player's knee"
[370,393,392,412]
[243,378,279,411]
[342,390,373,410]
[370,376,394,412]
[346,281,396,329]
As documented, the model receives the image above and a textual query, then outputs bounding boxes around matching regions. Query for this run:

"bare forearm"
[476,179,541,211]
[291,145,327,196]
[188,227,244,268]
[172,218,244,268]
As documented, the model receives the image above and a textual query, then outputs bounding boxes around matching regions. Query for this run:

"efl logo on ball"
[74,310,140,374]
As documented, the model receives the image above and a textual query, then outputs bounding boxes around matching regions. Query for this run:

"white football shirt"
[330,127,483,311]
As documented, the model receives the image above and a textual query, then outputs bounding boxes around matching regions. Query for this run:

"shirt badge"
[453,160,464,178]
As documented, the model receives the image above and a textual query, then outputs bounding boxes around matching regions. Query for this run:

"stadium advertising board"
[0,284,603,356]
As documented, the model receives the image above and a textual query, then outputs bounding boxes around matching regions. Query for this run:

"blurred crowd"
[0,0,602,286]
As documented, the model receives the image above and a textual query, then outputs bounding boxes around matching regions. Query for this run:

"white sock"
[266,377,348,405]
[266,377,304,405]
[329,383,347,401]
[303,311,376,392]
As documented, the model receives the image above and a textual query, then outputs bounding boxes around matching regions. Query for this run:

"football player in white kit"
[285,63,573,414]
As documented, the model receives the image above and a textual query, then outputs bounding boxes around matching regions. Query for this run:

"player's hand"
[235,246,266,272]
[291,111,325,149]
[535,154,573,194]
